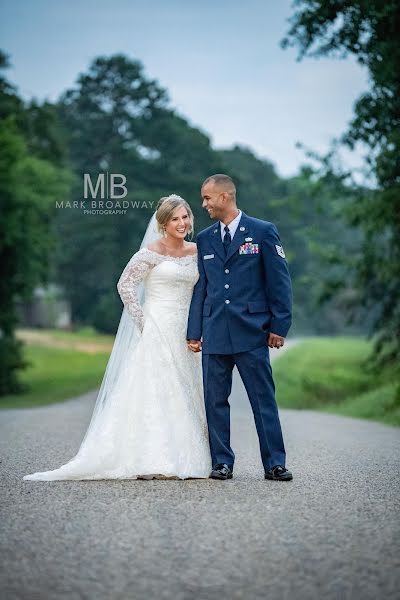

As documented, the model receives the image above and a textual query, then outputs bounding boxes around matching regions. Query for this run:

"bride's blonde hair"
[155,194,194,239]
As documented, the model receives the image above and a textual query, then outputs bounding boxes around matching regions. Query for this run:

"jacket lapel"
[225,212,249,263]
[208,211,250,263]
[209,223,225,262]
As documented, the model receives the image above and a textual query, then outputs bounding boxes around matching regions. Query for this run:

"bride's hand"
[187,339,202,352]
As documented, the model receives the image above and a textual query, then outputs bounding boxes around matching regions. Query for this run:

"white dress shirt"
[220,209,242,242]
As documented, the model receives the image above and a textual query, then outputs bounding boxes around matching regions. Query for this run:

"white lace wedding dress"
[23,248,212,481]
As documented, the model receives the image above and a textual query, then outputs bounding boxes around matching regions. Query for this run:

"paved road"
[1,342,399,600]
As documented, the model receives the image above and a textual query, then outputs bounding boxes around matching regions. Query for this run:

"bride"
[23,194,212,481]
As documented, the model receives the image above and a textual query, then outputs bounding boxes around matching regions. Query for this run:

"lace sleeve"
[117,248,156,331]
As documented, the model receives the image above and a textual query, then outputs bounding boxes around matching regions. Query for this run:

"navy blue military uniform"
[187,211,292,471]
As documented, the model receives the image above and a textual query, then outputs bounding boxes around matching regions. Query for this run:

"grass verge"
[274,337,399,427]
[0,344,109,409]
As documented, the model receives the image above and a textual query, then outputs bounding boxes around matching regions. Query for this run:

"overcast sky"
[1,0,369,178]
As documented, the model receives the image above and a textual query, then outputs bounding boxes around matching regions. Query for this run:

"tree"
[282,0,400,374]
[54,54,221,331]
[0,53,72,394]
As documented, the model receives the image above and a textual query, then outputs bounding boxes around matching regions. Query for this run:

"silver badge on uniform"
[275,244,286,258]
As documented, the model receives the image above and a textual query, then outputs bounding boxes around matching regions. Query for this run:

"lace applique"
[117,248,157,331]
[117,248,197,330]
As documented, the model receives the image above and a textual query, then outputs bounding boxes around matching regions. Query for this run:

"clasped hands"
[187,333,285,353]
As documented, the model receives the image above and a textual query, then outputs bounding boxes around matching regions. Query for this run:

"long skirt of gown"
[23,290,212,481]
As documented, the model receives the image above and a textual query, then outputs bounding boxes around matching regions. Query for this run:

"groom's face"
[201,182,225,220]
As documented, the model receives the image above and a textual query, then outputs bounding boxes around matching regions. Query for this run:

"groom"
[187,174,293,481]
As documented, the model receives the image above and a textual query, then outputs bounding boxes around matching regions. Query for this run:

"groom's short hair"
[202,174,236,198]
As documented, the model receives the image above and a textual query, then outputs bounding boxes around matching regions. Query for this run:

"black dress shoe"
[210,463,233,480]
[265,465,293,481]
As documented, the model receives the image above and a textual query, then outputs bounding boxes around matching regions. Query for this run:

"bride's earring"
[163,227,167,238]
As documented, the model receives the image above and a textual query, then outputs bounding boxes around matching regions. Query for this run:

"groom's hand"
[268,333,285,349]
[187,339,202,352]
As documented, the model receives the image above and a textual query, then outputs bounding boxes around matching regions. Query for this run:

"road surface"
[1,341,399,600]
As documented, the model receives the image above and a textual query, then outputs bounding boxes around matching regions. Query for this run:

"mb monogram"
[84,173,127,200]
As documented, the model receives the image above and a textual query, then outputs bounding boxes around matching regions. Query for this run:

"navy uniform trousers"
[202,345,286,472]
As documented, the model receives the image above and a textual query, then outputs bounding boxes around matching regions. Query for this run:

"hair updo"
[155,194,194,238]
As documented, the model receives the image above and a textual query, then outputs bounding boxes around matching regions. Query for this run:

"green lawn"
[274,337,400,426]
[0,344,109,409]
[48,326,114,345]
[2,332,399,427]
[16,326,114,349]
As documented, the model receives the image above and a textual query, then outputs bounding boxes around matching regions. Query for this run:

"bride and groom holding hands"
[24,174,293,483]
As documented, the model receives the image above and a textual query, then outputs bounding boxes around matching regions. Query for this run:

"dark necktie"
[223,225,231,255]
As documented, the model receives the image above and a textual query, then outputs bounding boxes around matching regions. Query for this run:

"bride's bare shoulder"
[144,240,197,256]
[186,241,197,256]
[144,240,163,254]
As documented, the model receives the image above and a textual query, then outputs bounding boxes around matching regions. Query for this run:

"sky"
[1,0,369,179]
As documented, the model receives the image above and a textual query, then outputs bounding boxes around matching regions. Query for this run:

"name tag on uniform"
[239,243,259,255]
[203,254,215,260]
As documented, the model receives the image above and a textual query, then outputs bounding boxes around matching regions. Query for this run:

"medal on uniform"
[239,243,259,255]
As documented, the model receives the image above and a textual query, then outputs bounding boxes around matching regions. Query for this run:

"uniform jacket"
[186,211,293,354]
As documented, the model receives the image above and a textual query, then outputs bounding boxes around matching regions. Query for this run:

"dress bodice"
[144,251,199,307]
[117,247,198,331]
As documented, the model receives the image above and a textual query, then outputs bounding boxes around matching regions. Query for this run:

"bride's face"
[165,205,190,239]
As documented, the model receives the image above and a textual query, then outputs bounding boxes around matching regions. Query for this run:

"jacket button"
[225,299,230,304]
[224,284,229,289]
[225,269,229,274]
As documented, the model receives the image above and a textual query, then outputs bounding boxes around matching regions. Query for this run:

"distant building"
[16,284,71,329]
